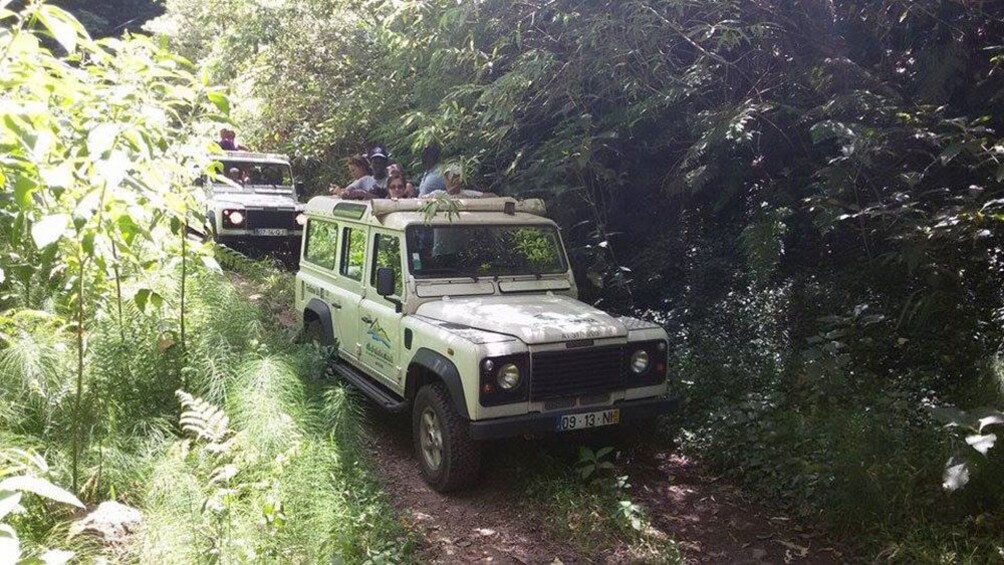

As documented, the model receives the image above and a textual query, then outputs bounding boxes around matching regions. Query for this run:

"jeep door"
[356,229,405,389]
[330,223,367,362]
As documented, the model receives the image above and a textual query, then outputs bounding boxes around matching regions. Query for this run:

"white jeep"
[204,151,306,262]
[294,196,678,491]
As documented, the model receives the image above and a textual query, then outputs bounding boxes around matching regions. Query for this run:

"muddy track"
[362,402,845,564]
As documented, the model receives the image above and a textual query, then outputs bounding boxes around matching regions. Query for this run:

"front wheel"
[412,383,481,492]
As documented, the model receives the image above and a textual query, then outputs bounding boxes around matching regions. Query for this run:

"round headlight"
[630,350,650,374]
[497,363,520,390]
[295,213,307,226]
[228,210,244,225]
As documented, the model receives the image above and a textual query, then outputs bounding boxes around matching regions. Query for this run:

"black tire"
[303,318,338,379]
[412,382,481,492]
[303,317,325,345]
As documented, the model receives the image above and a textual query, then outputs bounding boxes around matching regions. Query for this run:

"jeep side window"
[340,226,366,281]
[370,233,403,296]
[303,219,338,270]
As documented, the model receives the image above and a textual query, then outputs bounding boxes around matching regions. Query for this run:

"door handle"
[331,302,342,309]
[361,315,374,324]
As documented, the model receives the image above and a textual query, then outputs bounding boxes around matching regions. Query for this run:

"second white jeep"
[295,196,678,491]
[204,151,306,264]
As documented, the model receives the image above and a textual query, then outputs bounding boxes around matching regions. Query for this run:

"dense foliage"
[0,3,404,561]
[153,0,1004,558]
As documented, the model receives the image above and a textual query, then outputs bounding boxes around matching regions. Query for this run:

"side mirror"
[295,181,306,200]
[376,267,396,297]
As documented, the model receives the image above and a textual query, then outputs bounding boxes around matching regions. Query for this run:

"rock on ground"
[70,501,143,547]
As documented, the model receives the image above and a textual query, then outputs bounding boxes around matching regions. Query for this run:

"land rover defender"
[203,151,306,264]
[294,196,678,491]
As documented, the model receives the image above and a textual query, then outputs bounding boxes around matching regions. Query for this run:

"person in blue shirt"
[418,143,446,196]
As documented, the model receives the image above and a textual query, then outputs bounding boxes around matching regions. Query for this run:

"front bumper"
[468,395,680,440]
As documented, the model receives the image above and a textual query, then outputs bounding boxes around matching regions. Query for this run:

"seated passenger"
[342,146,390,198]
[329,154,371,195]
[421,163,495,199]
[217,128,236,150]
[263,166,283,185]
[418,143,446,196]
[387,173,408,199]
[226,167,244,184]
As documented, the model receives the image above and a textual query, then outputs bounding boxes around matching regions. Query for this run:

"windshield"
[212,160,293,190]
[406,224,567,279]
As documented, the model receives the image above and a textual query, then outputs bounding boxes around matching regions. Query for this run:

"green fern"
[176,391,231,447]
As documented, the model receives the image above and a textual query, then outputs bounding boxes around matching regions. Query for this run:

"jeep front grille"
[529,345,625,401]
[246,208,299,231]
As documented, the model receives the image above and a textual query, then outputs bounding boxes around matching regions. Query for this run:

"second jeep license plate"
[255,228,288,236]
[556,408,620,432]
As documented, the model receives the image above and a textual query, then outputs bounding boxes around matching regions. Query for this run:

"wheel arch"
[303,298,335,346]
[406,348,470,420]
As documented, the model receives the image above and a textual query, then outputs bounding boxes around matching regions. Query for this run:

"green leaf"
[37,5,81,54]
[31,214,68,249]
[134,288,163,313]
[939,143,964,165]
[0,491,22,520]
[12,175,36,210]
[0,476,83,508]
[207,91,230,115]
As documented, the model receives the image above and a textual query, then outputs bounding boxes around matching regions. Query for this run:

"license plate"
[556,408,620,432]
[254,228,287,236]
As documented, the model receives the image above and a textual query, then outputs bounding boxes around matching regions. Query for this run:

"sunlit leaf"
[978,413,1004,432]
[87,123,118,158]
[201,255,223,274]
[0,476,83,508]
[37,5,81,54]
[40,549,76,565]
[31,214,69,249]
[0,524,19,564]
[942,457,970,492]
[0,491,22,520]
[965,433,997,455]
[207,90,230,115]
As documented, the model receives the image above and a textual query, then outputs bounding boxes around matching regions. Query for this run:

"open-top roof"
[304,196,552,231]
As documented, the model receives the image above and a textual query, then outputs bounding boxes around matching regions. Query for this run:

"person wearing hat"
[341,145,390,198]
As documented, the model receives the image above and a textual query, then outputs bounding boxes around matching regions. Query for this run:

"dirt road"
[362,406,844,564]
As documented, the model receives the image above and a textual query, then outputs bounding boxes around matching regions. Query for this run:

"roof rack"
[212,150,291,162]
[369,197,547,217]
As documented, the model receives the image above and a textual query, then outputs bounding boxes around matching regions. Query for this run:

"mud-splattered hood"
[416,294,627,344]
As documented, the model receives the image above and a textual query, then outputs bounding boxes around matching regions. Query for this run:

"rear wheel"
[413,382,480,492]
[303,317,337,379]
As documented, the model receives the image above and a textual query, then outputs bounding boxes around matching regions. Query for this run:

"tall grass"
[1,252,408,562]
